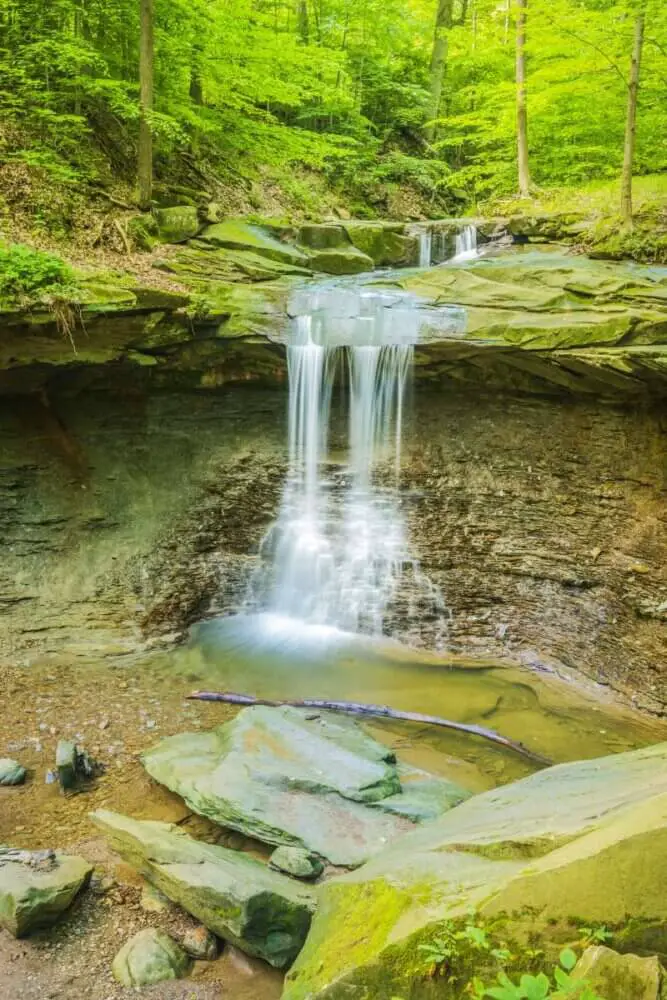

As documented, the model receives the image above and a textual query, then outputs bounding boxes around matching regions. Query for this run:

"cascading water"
[418,229,432,268]
[247,285,450,639]
[453,224,479,261]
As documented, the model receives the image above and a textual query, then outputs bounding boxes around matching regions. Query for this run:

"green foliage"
[0,243,73,299]
[470,949,604,1000]
[0,0,664,219]
[414,916,607,1000]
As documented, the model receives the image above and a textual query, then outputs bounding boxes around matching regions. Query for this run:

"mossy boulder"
[572,946,664,1000]
[345,221,419,267]
[140,707,469,866]
[198,220,309,267]
[127,213,159,251]
[284,743,667,1000]
[307,247,374,275]
[157,245,312,283]
[91,809,315,968]
[153,206,200,244]
[112,928,192,987]
[270,847,324,880]
[298,223,349,250]
[0,852,92,936]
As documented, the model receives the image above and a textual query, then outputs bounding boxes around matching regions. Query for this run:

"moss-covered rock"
[270,847,324,880]
[284,742,667,999]
[154,206,200,244]
[157,245,312,283]
[127,213,160,251]
[112,928,192,987]
[345,221,419,267]
[298,223,349,250]
[0,853,93,937]
[307,246,374,274]
[198,220,309,266]
[91,809,315,968]
[572,946,663,1000]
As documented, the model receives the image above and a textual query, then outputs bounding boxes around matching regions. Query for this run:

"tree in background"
[138,0,154,209]
[620,9,645,223]
[515,0,530,197]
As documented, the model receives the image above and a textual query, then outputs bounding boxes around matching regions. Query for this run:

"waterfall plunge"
[248,286,448,639]
[454,224,478,261]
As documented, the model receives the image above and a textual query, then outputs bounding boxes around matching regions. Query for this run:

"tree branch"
[187,690,551,765]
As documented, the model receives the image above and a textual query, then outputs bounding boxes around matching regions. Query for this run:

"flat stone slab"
[141,706,470,866]
[0,851,92,936]
[91,809,315,969]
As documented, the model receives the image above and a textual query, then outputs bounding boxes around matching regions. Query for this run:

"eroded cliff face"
[1,380,665,713]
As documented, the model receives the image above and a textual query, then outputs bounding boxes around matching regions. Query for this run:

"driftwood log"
[187,690,551,765]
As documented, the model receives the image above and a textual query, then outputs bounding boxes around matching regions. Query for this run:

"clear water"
[247,285,449,637]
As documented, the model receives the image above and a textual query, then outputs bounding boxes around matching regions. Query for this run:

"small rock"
[112,928,191,987]
[55,741,77,790]
[182,925,219,961]
[573,945,662,1000]
[99,719,110,731]
[269,846,323,880]
[0,759,26,787]
[0,852,92,936]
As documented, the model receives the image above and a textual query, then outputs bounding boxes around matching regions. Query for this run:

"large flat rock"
[90,810,315,969]
[0,851,92,937]
[141,706,470,867]
[283,742,667,999]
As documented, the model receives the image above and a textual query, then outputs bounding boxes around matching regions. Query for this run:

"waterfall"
[453,224,478,261]
[418,230,432,268]
[248,286,449,638]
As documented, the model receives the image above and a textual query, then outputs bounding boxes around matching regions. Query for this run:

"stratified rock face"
[284,743,667,1000]
[141,707,468,867]
[306,247,374,275]
[112,928,192,987]
[0,759,26,786]
[572,946,663,1000]
[90,809,315,968]
[199,220,309,267]
[0,853,92,937]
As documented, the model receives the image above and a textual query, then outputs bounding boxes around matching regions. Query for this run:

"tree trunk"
[426,0,454,141]
[620,13,645,226]
[297,0,309,43]
[138,0,154,210]
[515,0,531,197]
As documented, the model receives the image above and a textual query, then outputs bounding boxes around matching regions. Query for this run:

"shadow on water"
[168,612,667,792]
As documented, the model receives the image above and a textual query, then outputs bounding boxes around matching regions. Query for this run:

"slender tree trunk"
[620,12,645,226]
[297,0,309,43]
[138,0,154,210]
[426,0,454,141]
[515,0,530,197]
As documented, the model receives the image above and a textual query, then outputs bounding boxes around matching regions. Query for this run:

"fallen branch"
[89,187,135,211]
[113,218,132,255]
[187,691,551,765]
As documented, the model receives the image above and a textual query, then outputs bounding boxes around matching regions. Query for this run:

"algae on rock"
[283,742,667,999]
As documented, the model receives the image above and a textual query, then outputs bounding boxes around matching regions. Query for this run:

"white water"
[248,285,449,638]
[418,230,432,268]
[453,224,479,261]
